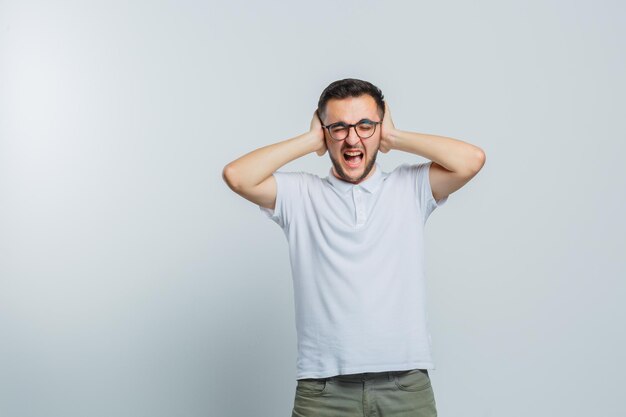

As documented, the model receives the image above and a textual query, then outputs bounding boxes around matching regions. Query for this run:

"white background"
[1,1,624,416]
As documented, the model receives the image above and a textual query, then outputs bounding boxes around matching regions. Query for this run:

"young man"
[223,79,485,417]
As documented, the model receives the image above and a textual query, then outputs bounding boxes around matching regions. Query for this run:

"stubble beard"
[329,146,379,184]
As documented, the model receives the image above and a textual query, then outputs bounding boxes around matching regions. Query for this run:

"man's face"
[322,95,382,184]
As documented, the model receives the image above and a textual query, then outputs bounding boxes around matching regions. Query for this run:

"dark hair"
[317,78,385,124]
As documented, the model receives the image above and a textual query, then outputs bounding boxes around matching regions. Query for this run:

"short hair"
[317,78,385,124]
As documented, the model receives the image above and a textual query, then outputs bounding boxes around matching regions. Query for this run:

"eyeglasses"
[321,119,382,141]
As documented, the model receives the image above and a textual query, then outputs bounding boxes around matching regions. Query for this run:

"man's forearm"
[223,131,319,191]
[388,129,484,174]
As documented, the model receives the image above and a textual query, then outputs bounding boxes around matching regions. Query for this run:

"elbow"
[470,147,486,173]
[458,147,485,178]
[222,163,241,191]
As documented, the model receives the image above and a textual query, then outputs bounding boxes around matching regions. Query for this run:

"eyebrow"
[328,118,374,125]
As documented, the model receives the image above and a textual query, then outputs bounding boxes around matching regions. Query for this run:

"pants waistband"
[322,369,424,383]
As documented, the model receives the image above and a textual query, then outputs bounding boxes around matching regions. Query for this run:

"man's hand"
[379,101,396,153]
[310,109,327,156]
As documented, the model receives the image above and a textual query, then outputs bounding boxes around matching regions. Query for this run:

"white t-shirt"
[260,161,448,379]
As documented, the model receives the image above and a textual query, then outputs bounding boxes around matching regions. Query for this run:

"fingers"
[311,109,323,130]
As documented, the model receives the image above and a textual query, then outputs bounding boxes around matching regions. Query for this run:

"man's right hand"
[310,110,327,156]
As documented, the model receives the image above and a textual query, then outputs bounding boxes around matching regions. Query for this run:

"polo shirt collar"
[326,163,385,194]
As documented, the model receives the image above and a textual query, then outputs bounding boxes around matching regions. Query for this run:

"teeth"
[345,151,362,156]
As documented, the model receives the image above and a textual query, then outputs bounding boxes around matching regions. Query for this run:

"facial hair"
[329,145,379,184]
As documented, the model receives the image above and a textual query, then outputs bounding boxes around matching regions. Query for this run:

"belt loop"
[387,371,393,381]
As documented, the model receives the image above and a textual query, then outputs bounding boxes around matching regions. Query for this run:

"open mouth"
[343,150,364,168]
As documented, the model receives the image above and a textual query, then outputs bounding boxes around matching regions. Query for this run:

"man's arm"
[222,110,327,210]
[380,103,486,201]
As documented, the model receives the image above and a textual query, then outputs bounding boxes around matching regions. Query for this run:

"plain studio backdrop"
[1,1,624,416]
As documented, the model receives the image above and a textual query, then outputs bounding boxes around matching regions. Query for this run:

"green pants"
[291,369,437,417]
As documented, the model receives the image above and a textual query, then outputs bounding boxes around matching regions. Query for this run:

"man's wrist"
[383,128,399,151]
[302,130,324,153]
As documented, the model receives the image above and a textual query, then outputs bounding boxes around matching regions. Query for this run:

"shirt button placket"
[354,187,366,226]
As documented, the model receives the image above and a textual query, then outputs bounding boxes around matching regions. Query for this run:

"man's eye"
[330,125,347,131]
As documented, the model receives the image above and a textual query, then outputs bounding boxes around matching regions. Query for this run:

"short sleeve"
[414,161,449,224]
[259,171,305,229]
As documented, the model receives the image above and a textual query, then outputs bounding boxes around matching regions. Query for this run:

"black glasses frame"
[321,120,382,141]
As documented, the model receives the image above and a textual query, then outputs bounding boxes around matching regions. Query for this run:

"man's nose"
[344,126,361,146]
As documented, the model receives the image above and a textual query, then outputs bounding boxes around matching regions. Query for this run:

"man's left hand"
[379,101,396,153]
